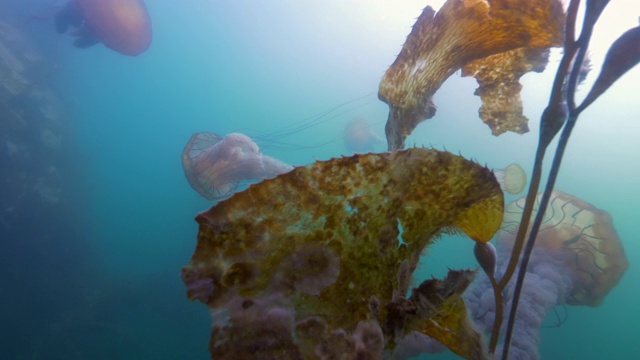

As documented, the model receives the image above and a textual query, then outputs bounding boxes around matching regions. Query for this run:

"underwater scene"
[1,0,638,359]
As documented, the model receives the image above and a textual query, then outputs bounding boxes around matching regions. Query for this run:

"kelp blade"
[182,148,503,359]
[378,0,564,150]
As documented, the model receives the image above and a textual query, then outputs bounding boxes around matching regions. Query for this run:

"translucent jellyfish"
[55,0,152,56]
[493,163,527,194]
[343,117,385,154]
[181,132,293,200]
[465,190,628,360]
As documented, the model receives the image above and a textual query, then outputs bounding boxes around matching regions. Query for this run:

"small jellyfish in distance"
[181,132,293,201]
[493,163,527,194]
[343,117,385,154]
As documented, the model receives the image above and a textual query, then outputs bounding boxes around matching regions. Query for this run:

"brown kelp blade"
[407,269,490,360]
[182,148,504,359]
[462,48,552,136]
[579,24,640,112]
[378,0,564,150]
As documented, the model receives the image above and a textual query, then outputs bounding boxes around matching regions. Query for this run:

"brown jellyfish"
[501,190,629,306]
[181,132,293,201]
[55,0,152,56]
[465,190,628,359]
[343,117,384,154]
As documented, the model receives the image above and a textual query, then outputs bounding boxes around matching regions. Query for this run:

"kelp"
[182,1,639,359]
[500,1,640,357]
[378,0,639,356]
[461,48,551,136]
[182,148,504,359]
[404,270,488,358]
[378,0,565,150]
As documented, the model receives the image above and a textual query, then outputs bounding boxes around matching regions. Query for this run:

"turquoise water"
[1,1,639,359]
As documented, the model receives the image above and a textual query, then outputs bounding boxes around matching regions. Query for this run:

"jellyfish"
[55,0,152,56]
[493,163,527,194]
[181,132,294,201]
[343,117,385,154]
[464,190,628,360]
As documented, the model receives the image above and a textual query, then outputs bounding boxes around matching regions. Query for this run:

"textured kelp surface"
[182,148,504,359]
[378,0,564,150]
[462,48,552,136]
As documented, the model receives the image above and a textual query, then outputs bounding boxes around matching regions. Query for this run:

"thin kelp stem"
[490,99,573,354]
[487,277,502,352]
[499,1,611,358]
[487,1,583,353]
[496,0,587,292]
[496,138,547,291]
[501,116,576,360]
[488,100,569,353]
[495,0,581,292]
[487,146,543,352]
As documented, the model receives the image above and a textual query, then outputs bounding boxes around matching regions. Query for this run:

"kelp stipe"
[500,1,640,358]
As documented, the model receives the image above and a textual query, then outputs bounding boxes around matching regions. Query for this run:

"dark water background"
[1,1,638,359]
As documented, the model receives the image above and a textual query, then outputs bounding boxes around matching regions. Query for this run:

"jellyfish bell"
[465,190,628,359]
[493,163,527,194]
[500,190,628,306]
[56,0,152,56]
[182,132,293,201]
[343,117,385,154]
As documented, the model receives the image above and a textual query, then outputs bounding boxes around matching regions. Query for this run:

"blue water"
[1,1,639,359]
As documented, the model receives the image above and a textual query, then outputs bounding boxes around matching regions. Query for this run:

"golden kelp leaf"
[378,0,564,150]
[409,270,488,360]
[462,48,551,135]
[182,148,504,359]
